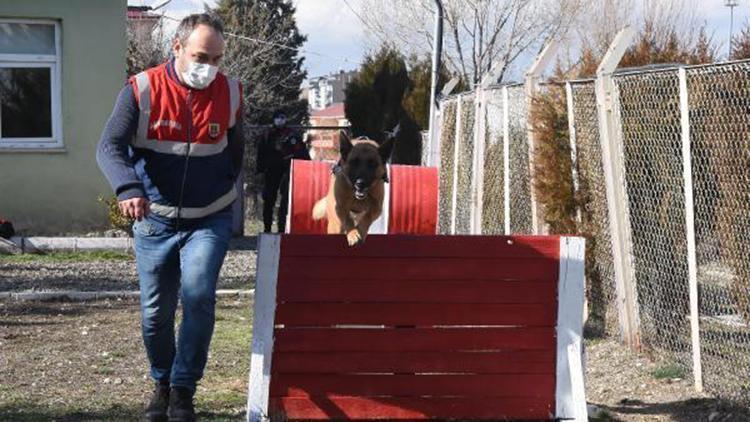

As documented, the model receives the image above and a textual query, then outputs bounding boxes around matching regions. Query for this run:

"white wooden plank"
[369,164,390,234]
[679,66,703,392]
[247,234,281,422]
[556,236,587,420]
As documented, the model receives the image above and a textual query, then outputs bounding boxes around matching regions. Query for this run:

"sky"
[130,0,750,81]
[131,0,367,79]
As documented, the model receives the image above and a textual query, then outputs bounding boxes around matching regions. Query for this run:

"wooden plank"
[555,237,587,420]
[273,327,556,352]
[388,165,439,235]
[270,374,555,398]
[277,280,557,304]
[247,235,281,422]
[277,257,559,282]
[280,234,560,259]
[275,303,555,327]
[272,350,555,374]
[271,396,554,420]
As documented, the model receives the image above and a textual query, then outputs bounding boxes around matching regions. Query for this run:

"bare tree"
[358,0,583,86]
[126,16,168,77]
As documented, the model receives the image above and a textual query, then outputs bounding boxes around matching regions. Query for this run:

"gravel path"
[0,249,256,293]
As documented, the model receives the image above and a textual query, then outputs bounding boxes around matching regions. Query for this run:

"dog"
[312,130,395,246]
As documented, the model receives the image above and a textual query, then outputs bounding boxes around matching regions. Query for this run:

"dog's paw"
[346,229,362,246]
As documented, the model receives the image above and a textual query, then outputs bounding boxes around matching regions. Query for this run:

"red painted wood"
[288,163,441,235]
[272,350,555,374]
[265,234,563,420]
[271,396,554,420]
[277,256,559,282]
[270,374,555,398]
[275,303,555,326]
[273,327,556,352]
[280,234,560,259]
[387,165,438,234]
[289,160,329,234]
[277,280,556,304]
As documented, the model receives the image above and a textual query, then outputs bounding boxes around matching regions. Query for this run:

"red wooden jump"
[247,235,587,421]
[286,160,438,235]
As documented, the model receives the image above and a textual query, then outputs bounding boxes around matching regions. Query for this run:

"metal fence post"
[594,27,641,348]
[678,66,704,392]
[565,82,582,224]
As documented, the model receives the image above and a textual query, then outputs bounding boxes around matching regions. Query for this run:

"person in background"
[256,111,310,233]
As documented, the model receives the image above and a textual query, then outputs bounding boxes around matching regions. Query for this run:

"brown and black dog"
[312,130,395,246]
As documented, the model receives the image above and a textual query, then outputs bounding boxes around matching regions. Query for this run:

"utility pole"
[726,0,739,57]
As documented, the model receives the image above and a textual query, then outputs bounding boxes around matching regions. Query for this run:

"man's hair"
[175,13,225,44]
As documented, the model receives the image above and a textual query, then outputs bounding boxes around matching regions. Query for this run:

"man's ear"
[339,130,352,160]
[379,136,395,163]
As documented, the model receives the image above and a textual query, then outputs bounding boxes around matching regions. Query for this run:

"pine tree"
[214,0,308,125]
[345,45,422,164]
[212,0,308,220]
[403,54,466,131]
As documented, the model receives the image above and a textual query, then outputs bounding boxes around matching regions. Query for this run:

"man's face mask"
[181,60,218,90]
[274,117,287,127]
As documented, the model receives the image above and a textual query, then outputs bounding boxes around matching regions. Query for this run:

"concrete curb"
[1,289,254,302]
[6,236,257,253]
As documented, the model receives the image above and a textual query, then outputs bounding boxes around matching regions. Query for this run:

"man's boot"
[144,381,169,421]
[167,386,196,421]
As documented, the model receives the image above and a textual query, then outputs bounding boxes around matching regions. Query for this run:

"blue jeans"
[133,210,232,390]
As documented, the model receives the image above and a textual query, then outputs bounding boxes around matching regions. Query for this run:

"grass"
[0,250,133,263]
[651,363,687,380]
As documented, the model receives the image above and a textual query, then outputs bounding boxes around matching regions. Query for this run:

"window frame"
[0,19,62,150]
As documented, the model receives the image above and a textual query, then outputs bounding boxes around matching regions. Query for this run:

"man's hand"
[118,197,150,221]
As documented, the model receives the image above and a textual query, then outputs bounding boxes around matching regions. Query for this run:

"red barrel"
[288,160,438,235]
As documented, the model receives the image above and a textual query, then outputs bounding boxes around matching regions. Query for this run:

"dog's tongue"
[354,190,367,200]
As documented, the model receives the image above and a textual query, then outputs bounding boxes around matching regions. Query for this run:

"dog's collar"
[331,161,389,183]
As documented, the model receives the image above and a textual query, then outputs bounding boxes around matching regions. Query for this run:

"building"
[307,103,348,161]
[0,1,127,234]
[307,70,357,111]
[127,5,161,39]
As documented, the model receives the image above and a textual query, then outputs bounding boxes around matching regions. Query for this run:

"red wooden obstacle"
[286,160,438,235]
[248,235,587,421]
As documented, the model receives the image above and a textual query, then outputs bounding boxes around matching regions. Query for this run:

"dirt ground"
[1,296,748,421]
[0,298,251,421]
[585,338,750,421]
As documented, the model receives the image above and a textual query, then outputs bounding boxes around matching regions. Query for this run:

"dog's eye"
[367,159,377,168]
[351,158,361,166]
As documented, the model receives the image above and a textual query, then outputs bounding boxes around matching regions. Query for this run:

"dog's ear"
[379,136,395,164]
[339,130,352,160]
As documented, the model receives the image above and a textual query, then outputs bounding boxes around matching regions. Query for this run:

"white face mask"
[274,117,287,127]
[180,61,218,90]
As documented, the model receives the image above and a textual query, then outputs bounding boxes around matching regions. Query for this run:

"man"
[256,111,310,233]
[96,14,243,421]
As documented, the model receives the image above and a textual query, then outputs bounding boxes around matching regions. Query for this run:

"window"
[0,20,62,149]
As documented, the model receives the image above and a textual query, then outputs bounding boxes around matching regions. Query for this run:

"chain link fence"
[569,80,619,337]
[481,88,506,235]
[437,99,457,235]
[612,69,693,374]
[507,85,534,234]
[686,61,750,404]
[454,95,476,235]
[430,59,750,405]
